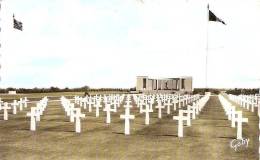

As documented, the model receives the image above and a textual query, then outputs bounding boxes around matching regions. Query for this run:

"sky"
[0,0,260,89]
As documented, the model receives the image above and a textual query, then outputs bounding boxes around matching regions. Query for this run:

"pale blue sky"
[1,0,260,88]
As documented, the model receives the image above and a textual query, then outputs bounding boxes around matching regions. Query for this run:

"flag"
[208,5,226,25]
[13,14,23,31]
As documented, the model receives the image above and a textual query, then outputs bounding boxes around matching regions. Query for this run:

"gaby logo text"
[230,138,249,151]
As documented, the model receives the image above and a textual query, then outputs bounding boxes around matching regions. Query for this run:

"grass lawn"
[0,93,258,160]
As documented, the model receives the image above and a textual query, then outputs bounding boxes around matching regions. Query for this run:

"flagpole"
[258,79,260,94]
[206,4,209,89]
[0,0,2,81]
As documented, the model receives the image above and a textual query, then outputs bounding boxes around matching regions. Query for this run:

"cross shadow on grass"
[112,131,179,137]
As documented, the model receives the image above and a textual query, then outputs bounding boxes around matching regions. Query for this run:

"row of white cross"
[72,95,131,133]
[114,94,201,135]
[26,97,48,131]
[133,94,199,111]
[61,96,86,133]
[75,94,124,114]
[0,97,28,120]
[75,94,199,118]
[72,94,203,135]
[228,94,260,115]
[173,94,210,137]
[0,94,209,136]
[218,94,248,140]
[227,94,260,154]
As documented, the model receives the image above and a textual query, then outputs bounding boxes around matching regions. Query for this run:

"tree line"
[193,88,260,95]
[0,86,258,95]
[225,88,260,95]
[0,86,130,93]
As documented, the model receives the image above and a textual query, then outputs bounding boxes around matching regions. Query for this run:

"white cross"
[173,110,189,137]
[74,96,79,104]
[0,99,3,109]
[172,99,178,111]
[187,95,192,104]
[81,98,87,109]
[35,103,43,122]
[155,101,165,119]
[2,102,11,120]
[192,102,199,115]
[230,108,237,127]
[111,101,118,113]
[26,107,38,131]
[74,108,85,133]
[70,104,76,122]
[243,97,246,108]
[251,98,256,112]
[138,101,146,113]
[11,100,19,115]
[112,100,120,112]
[103,104,115,124]
[18,98,23,111]
[187,105,196,119]
[23,97,28,108]
[136,99,141,108]
[79,97,83,107]
[148,98,154,111]
[120,108,135,135]
[140,104,153,125]
[178,95,182,108]
[94,100,102,117]
[87,98,95,112]
[103,96,108,105]
[164,99,172,115]
[234,111,248,139]
[184,95,188,106]
[246,97,250,110]
[182,109,192,126]
[63,100,71,116]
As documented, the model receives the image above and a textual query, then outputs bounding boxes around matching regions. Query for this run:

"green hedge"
[0,86,129,94]
[193,88,222,95]
[226,88,260,95]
